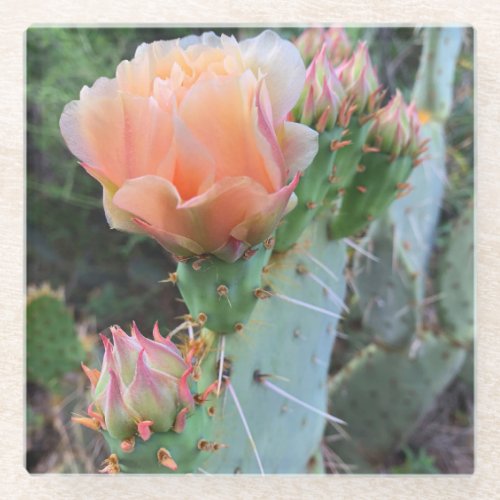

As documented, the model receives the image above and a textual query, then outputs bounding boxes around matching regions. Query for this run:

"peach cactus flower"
[60,30,318,262]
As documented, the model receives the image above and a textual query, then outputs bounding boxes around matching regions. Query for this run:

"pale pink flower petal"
[278,121,319,177]
[240,30,306,124]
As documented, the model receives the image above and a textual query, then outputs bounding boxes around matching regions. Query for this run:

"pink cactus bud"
[60,30,319,263]
[324,28,352,65]
[337,42,380,112]
[125,350,179,433]
[293,43,345,131]
[78,323,198,441]
[295,28,326,65]
[295,27,351,66]
[367,90,420,157]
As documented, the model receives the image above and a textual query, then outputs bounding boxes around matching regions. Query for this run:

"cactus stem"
[255,376,347,426]
[216,334,226,396]
[344,238,379,262]
[305,271,350,312]
[225,378,265,475]
[274,293,342,319]
[303,251,339,281]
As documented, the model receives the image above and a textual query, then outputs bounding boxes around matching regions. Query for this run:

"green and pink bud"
[74,322,198,447]
[336,41,382,113]
[295,27,351,66]
[293,43,345,132]
[367,90,422,158]
[324,27,352,65]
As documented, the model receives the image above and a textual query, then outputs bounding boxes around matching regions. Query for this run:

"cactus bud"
[324,28,352,65]
[295,28,325,65]
[367,90,421,157]
[293,44,345,132]
[76,323,195,442]
[295,27,352,66]
[337,42,380,113]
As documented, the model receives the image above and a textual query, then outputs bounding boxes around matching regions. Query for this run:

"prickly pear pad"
[176,244,273,334]
[329,153,413,239]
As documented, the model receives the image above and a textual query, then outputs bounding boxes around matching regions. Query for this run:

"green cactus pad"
[353,215,419,348]
[329,153,413,240]
[437,205,474,346]
[198,217,346,473]
[389,121,447,287]
[176,243,272,334]
[328,333,466,471]
[27,288,84,390]
[102,404,212,474]
[275,127,342,252]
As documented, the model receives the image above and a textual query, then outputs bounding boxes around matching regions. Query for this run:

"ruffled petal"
[60,84,174,186]
[179,71,280,192]
[171,115,216,199]
[278,121,319,177]
[229,173,300,246]
[240,30,306,124]
[113,174,298,261]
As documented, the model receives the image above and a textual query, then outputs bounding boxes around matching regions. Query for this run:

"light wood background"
[1,1,497,498]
